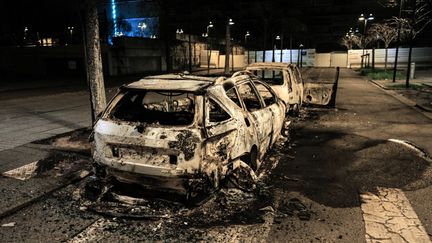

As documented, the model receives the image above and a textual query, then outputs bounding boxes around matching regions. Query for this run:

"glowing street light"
[176,28,184,34]
[245,31,251,64]
[359,13,374,33]
[67,26,74,43]
[225,18,235,74]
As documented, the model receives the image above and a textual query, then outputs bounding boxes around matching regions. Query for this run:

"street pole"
[224,20,231,74]
[188,34,192,73]
[232,45,234,72]
[290,34,293,63]
[393,0,403,83]
[207,39,211,75]
[299,44,303,68]
[280,34,283,62]
[83,0,106,121]
[405,0,416,88]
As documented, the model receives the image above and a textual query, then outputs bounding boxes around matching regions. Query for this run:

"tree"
[389,0,432,86]
[339,35,355,50]
[350,33,376,68]
[81,0,106,121]
[368,22,398,71]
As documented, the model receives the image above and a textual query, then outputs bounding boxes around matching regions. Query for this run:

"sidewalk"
[370,74,432,112]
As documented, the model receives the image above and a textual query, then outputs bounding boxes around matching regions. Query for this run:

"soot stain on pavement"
[271,108,432,208]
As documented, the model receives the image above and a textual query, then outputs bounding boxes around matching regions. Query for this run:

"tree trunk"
[406,40,413,88]
[83,0,106,121]
[384,47,388,71]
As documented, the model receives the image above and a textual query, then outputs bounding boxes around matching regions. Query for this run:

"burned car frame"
[243,62,304,115]
[92,74,286,195]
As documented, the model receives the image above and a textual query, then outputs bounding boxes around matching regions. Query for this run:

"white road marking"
[2,161,40,180]
[388,139,432,163]
[361,187,431,243]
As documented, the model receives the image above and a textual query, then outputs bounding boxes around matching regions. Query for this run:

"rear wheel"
[291,104,300,117]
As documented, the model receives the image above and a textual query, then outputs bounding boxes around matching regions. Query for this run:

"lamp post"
[393,0,404,83]
[245,31,250,64]
[298,43,304,67]
[67,26,74,44]
[358,13,374,68]
[23,26,29,43]
[275,35,283,62]
[224,18,234,74]
[205,21,213,74]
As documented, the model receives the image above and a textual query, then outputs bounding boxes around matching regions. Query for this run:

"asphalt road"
[0,68,431,242]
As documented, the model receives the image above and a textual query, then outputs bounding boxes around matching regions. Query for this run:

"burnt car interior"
[209,98,231,123]
[237,83,263,112]
[253,70,284,85]
[109,90,195,126]
[253,82,277,106]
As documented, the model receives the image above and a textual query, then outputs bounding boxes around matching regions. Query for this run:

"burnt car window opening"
[225,87,243,108]
[254,82,276,107]
[209,98,231,123]
[255,70,284,85]
[238,82,262,112]
[109,90,195,126]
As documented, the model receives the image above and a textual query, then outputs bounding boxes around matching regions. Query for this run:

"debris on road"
[1,222,16,227]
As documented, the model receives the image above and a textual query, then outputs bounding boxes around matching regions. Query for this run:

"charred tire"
[291,104,300,117]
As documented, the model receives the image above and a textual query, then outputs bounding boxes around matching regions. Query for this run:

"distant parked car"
[243,62,304,116]
[92,73,286,196]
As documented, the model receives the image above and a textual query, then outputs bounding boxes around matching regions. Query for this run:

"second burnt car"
[244,62,304,116]
[92,73,286,196]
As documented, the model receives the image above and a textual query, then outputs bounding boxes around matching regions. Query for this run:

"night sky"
[0,0,430,50]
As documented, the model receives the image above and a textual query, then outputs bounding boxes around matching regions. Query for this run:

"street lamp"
[176,28,184,34]
[358,13,374,68]
[245,31,250,64]
[205,21,214,74]
[67,26,74,43]
[225,18,234,74]
[358,13,374,33]
[275,35,283,62]
[23,26,29,42]
[298,44,304,67]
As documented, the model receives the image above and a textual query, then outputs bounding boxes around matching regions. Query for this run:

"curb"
[369,79,432,120]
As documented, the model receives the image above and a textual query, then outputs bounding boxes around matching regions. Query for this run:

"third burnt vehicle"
[243,62,304,116]
[91,73,286,196]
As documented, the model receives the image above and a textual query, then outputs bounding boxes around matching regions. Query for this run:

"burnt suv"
[92,74,286,194]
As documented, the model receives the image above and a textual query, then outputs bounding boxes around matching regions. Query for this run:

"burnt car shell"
[92,74,285,193]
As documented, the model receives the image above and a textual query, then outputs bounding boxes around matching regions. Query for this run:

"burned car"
[92,74,286,196]
[244,62,304,116]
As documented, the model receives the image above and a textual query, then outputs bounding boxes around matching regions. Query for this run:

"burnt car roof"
[246,62,298,70]
[125,74,219,93]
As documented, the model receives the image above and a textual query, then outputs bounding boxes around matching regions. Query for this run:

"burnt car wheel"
[241,147,258,172]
